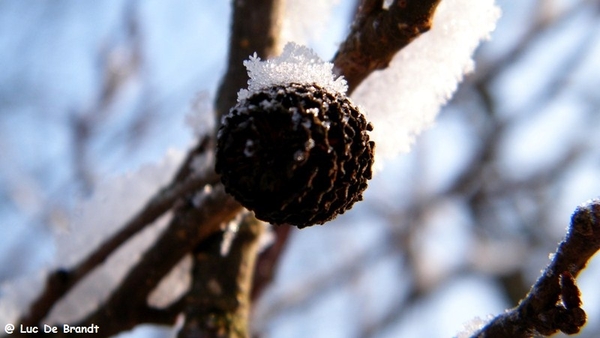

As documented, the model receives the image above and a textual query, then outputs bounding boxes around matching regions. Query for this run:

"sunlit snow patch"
[238,42,348,101]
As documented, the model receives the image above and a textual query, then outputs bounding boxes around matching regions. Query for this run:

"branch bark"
[215,0,284,121]
[51,186,240,338]
[334,0,442,93]
[91,188,238,331]
[177,214,264,338]
[174,1,285,337]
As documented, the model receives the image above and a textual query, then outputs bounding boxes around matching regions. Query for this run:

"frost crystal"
[0,150,186,325]
[456,316,493,338]
[238,42,348,101]
[352,0,501,161]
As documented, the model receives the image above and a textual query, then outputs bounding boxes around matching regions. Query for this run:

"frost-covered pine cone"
[216,82,374,228]
[216,84,374,227]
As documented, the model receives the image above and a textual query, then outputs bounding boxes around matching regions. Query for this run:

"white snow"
[455,316,492,338]
[220,214,242,257]
[238,42,348,101]
[54,149,184,268]
[352,0,501,161]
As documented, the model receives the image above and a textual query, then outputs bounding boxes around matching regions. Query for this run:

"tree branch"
[473,199,600,337]
[334,0,442,93]
[57,185,241,338]
[215,0,284,121]
[176,1,285,336]
[17,136,218,328]
[177,214,264,338]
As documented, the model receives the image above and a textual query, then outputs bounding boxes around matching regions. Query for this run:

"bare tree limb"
[473,200,600,337]
[56,185,241,338]
[177,214,264,338]
[215,0,284,121]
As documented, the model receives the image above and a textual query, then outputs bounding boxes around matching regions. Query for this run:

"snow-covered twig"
[64,185,241,338]
[472,200,600,337]
[334,0,442,92]
[16,137,218,331]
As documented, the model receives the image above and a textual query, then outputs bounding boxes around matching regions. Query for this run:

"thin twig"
[473,200,600,337]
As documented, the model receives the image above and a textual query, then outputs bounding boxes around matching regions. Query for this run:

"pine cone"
[215,83,374,228]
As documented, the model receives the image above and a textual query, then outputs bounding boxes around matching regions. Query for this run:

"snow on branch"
[351,0,501,160]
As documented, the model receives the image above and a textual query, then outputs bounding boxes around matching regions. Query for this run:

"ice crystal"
[456,316,492,338]
[238,42,348,101]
